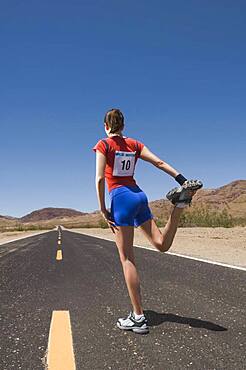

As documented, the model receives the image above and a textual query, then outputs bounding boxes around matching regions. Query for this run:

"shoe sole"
[182,180,203,191]
[166,187,180,201]
[166,180,203,202]
[116,322,149,334]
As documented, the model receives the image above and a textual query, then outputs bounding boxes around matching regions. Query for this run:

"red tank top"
[93,136,145,193]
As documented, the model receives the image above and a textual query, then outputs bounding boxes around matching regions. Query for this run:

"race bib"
[113,151,136,177]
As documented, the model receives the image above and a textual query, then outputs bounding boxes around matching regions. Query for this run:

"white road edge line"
[66,229,246,272]
[0,230,53,246]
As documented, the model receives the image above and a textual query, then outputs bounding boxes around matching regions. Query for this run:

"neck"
[108,133,123,137]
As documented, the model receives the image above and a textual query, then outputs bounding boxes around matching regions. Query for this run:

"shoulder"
[126,137,145,150]
[92,138,109,155]
[125,137,143,143]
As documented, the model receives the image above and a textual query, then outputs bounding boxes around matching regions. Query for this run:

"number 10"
[121,160,131,171]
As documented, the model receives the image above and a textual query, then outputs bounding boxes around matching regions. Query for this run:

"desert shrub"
[98,219,109,229]
[80,223,98,228]
[155,219,165,227]
[231,217,246,227]
[0,224,54,232]
[24,224,54,231]
[16,224,24,231]
[24,225,39,231]
[179,206,234,227]
[66,223,99,229]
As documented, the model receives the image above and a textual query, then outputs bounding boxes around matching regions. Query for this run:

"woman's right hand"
[101,209,118,234]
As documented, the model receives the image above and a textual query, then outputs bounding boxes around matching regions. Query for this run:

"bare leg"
[139,206,184,253]
[114,225,143,315]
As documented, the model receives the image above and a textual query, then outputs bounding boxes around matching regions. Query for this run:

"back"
[93,136,145,193]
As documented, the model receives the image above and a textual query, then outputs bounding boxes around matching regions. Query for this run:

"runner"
[93,108,203,334]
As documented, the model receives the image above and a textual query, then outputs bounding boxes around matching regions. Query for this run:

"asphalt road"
[0,230,245,370]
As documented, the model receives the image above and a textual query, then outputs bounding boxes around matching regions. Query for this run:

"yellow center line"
[47,310,76,370]
[56,250,63,260]
[58,240,62,245]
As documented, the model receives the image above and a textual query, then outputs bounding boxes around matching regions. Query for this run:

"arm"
[95,151,107,212]
[139,145,180,179]
[95,151,118,232]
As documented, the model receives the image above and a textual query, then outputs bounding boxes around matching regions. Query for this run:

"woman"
[93,108,202,334]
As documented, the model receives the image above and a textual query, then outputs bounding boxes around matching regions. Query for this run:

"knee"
[153,239,164,253]
[154,239,172,253]
[119,253,134,265]
[161,243,172,253]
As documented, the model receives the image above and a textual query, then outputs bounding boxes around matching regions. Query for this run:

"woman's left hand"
[101,210,118,234]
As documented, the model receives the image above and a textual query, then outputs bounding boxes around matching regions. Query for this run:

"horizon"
[1,1,245,217]
[2,178,245,218]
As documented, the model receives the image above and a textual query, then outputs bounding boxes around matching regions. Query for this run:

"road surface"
[1,230,245,369]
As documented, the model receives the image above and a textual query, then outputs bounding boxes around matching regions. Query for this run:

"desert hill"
[193,180,246,218]
[20,207,87,223]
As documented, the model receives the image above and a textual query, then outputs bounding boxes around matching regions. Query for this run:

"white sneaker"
[117,312,149,334]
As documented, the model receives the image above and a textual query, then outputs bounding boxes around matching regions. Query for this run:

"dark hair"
[104,109,124,134]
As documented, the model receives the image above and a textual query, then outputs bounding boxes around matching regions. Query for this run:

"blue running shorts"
[109,185,154,227]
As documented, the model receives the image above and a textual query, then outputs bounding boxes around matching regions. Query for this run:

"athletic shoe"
[117,312,149,334]
[166,179,203,207]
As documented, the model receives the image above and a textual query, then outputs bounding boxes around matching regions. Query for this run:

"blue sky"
[0,0,245,217]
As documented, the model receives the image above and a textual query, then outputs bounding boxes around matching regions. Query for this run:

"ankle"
[133,311,144,320]
[175,202,188,209]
